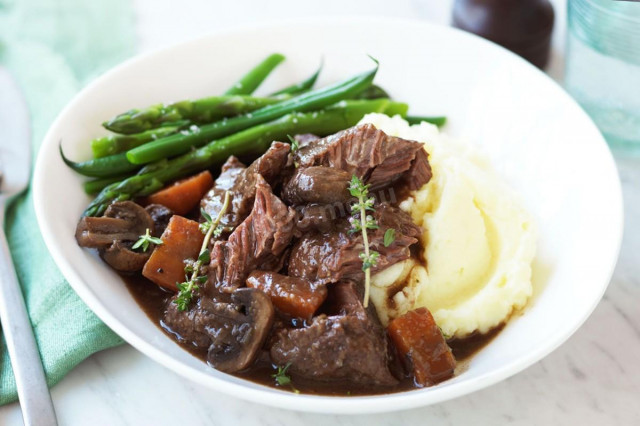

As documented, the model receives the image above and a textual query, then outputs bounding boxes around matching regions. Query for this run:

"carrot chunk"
[388,308,455,386]
[142,215,204,291]
[246,271,327,319]
[142,171,213,215]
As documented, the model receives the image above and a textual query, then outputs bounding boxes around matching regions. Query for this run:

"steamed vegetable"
[103,95,285,135]
[60,149,140,178]
[83,175,130,194]
[224,53,285,95]
[83,99,392,216]
[388,308,456,387]
[354,84,390,100]
[405,115,447,127]
[91,125,183,158]
[142,215,204,292]
[246,272,327,319]
[141,170,214,215]
[269,62,322,96]
[125,62,379,165]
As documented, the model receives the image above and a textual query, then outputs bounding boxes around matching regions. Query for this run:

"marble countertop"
[3,0,640,424]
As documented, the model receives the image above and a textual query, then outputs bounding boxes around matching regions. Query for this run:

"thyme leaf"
[132,228,163,252]
[383,228,396,247]
[287,134,299,153]
[272,363,299,393]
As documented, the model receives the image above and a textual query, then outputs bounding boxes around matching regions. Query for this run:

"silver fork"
[0,66,58,426]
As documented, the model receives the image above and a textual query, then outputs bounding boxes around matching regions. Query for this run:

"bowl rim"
[33,16,624,414]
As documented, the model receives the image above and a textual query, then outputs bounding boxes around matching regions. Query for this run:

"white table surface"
[3,0,640,424]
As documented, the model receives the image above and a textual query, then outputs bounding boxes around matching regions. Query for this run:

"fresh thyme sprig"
[174,191,231,311]
[348,175,379,308]
[132,228,163,252]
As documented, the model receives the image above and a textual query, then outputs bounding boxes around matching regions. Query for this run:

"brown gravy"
[122,274,503,395]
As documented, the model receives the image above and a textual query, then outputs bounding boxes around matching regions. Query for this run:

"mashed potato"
[361,114,537,339]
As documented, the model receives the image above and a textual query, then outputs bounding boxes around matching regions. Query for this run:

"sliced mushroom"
[101,241,152,273]
[75,201,155,272]
[207,288,275,373]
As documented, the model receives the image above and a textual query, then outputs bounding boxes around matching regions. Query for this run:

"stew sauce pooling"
[122,274,500,395]
[77,124,502,394]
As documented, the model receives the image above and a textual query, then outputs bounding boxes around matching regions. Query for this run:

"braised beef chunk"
[327,279,367,317]
[375,203,422,239]
[292,123,432,191]
[282,166,352,205]
[201,142,290,227]
[207,174,296,294]
[288,203,421,284]
[232,141,290,205]
[287,230,353,284]
[200,156,246,227]
[270,282,397,386]
[218,156,247,188]
[294,204,343,236]
[293,133,320,148]
[406,149,433,191]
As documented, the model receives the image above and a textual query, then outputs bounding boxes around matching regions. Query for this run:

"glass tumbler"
[565,0,640,150]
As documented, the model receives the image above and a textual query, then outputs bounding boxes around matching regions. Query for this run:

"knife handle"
[0,208,58,426]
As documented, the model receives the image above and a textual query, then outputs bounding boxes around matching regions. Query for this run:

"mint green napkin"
[0,0,135,405]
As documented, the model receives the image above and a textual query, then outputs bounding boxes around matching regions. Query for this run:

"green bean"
[405,115,447,127]
[60,147,139,178]
[269,62,322,96]
[224,53,285,95]
[126,60,379,165]
[354,84,390,100]
[84,99,390,216]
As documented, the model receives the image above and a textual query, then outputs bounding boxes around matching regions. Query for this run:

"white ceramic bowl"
[33,18,623,414]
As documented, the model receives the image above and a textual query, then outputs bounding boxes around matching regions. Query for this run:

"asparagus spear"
[83,175,130,194]
[83,99,391,217]
[126,61,379,165]
[103,95,285,135]
[224,53,285,95]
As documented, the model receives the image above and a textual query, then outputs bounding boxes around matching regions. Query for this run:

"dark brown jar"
[452,0,555,69]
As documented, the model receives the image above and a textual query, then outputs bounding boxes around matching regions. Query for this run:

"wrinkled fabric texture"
[0,0,134,405]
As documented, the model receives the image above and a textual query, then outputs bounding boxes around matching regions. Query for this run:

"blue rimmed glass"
[565,0,640,151]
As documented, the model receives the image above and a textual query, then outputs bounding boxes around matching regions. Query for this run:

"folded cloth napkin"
[0,0,135,405]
